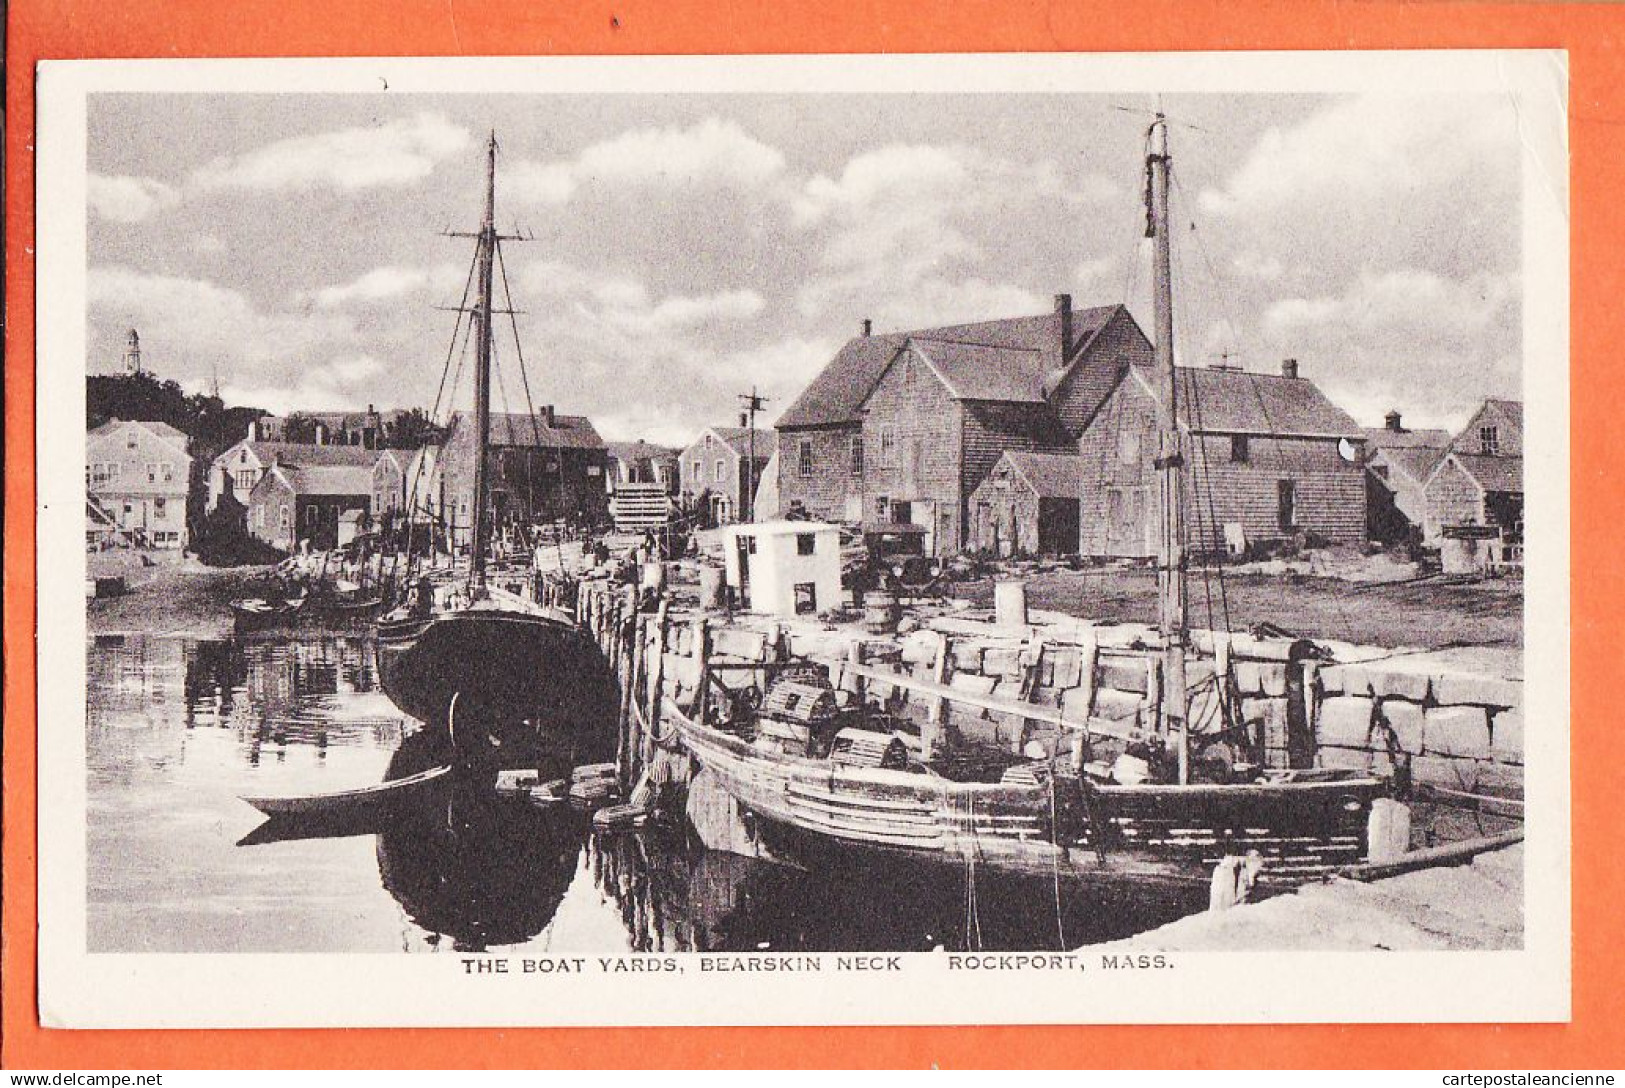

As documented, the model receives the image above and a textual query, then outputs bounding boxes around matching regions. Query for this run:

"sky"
[86,91,1522,445]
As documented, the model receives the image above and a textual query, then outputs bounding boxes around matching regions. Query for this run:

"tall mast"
[470,131,498,591]
[1147,115,1191,785]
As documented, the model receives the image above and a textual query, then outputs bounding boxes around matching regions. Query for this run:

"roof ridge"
[910,335,1041,353]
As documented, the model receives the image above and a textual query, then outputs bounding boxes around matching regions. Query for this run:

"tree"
[384,407,445,450]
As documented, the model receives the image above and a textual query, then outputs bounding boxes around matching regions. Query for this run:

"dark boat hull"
[374,606,620,751]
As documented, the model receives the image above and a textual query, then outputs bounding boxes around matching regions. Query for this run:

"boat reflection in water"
[374,730,588,952]
[588,825,1207,954]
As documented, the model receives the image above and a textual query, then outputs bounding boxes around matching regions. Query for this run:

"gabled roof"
[998,451,1082,498]
[604,440,678,465]
[777,303,1129,429]
[1126,366,1364,439]
[90,418,190,450]
[1445,451,1523,494]
[908,338,1048,403]
[449,411,605,450]
[222,440,378,468]
[1375,445,1446,483]
[267,463,375,497]
[708,427,776,458]
[1364,426,1451,451]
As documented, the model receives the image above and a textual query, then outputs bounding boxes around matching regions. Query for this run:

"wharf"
[1095,843,1523,951]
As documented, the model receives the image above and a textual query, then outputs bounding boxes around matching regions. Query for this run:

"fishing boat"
[373,133,618,752]
[669,116,1391,892]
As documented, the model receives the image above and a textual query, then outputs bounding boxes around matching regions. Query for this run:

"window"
[793,581,817,615]
[146,463,158,483]
[796,533,816,556]
[715,460,725,483]
[109,463,120,480]
[1277,480,1296,532]
[850,436,863,477]
[879,426,897,466]
[280,505,291,531]
[1480,426,1500,455]
[236,469,256,491]
[798,440,813,478]
[1231,435,1250,464]
[877,496,889,520]
[154,498,167,516]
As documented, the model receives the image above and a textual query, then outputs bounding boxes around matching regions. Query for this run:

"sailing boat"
[668,116,1393,892]
[374,134,619,756]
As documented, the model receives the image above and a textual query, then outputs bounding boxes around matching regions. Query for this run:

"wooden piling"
[921,632,951,762]
[643,601,670,771]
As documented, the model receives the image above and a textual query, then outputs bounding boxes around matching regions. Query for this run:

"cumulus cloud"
[1260,268,1520,423]
[190,112,470,192]
[517,258,764,334]
[303,263,467,309]
[1200,94,1517,217]
[89,264,360,389]
[88,174,179,223]
[507,118,786,205]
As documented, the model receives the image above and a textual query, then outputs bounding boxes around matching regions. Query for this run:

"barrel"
[698,564,726,609]
[994,577,1029,630]
[862,589,900,634]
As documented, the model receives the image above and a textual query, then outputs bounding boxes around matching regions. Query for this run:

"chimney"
[739,411,749,428]
[248,418,259,442]
[539,404,555,428]
[1281,358,1299,379]
[1054,294,1073,357]
[860,318,872,338]
[1385,410,1403,432]
[314,420,329,445]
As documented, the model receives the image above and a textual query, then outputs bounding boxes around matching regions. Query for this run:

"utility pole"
[737,387,769,523]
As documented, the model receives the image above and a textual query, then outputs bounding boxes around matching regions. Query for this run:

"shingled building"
[775,295,1154,555]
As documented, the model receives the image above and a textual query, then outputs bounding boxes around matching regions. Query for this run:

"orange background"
[5,0,1622,1070]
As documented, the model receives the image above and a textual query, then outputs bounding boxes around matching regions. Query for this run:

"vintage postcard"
[35,50,1569,1028]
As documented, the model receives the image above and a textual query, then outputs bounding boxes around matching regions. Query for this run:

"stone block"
[1490,706,1524,765]
[1051,648,1082,689]
[1432,672,1521,709]
[950,643,984,675]
[1317,664,1348,695]
[1329,664,1375,696]
[1424,705,1492,759]
[1377,698,1426,755]
[1317,745,1370,772]
[1098,658,1149,695]
[1370,669,1430,703]
[984,646,1024,679]
[899,631,940,667]
[1060,684,1094,724]
[712,627,766,661]
[950,672,998,696]
[1411,753,1487,791]
[1475,760,1523,798]
[1235,660,1289,697]
[1316,695,1376,749]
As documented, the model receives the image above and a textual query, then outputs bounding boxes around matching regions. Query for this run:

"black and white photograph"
[38,51,1569,1027]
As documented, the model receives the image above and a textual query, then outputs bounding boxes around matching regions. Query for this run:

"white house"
[722,520,843,617]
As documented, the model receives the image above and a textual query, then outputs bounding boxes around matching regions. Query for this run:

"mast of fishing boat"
[1146,114,1191,785]
[470,131,498,593]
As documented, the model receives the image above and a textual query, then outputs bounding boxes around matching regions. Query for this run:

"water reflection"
[375,731,585,952]
[87,632,1201,954]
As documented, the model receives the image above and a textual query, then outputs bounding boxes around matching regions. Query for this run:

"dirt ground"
[955,566,1523,654]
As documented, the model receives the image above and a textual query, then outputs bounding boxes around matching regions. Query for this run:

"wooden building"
[86,418,193,551]
[208,436,377,513]
[1077,360,1367,557]
[969,451,1082,556]
[247,460,373,553]
[678,427,775,525]
[775,297,1154,538]
[439,408,608,548]
[1363,410,1451,544]
[1421,398,1523,564]
[372,448,411,520]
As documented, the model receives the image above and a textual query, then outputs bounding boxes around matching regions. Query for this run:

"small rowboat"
[240,764,453,819]
[230,593,307,634]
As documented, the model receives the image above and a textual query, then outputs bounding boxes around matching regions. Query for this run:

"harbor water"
[87,631,1206,955]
